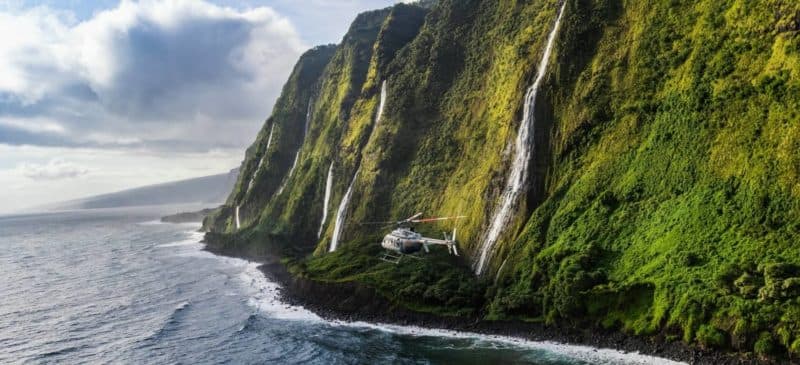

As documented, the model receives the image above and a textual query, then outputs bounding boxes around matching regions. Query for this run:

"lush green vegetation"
[288,235,484,317]
[206,0,800,359]
[488,0,800,358]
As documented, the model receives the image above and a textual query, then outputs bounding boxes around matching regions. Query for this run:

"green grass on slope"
[292,235,484,317]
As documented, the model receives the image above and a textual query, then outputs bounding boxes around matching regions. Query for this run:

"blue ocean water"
[0,208,682,364]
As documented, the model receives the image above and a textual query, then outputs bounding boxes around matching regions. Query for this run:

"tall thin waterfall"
[278,98,314,196]
[329,168,358,252]
[247,124,275,194]
[474,2,566,275]
[375,80,387,127]
[328,81,388,251]
[277,152,300,196]
[234,205,241,230]
[318,163,334,238]
[303,97,313,136]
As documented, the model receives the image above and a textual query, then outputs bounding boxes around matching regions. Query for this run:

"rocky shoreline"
[203,240,760,365]
[160,208,215,224]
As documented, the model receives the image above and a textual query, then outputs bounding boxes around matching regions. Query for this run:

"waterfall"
[235,205,241,230]
[247,124,275,194]
[327,80,388,251]
[304,97,313,136]
[330,168,359,252]
[474,2,566,275]
[318,163,334,238]
[375,80,387,127]
[277,152,300,196]
[277,98,314,196]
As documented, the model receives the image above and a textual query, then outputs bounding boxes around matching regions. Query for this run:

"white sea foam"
[156,229,204,248]
[174,301,190,311]
[175,222,683,364]
[138,220,168,225]
[162,227,320,320]
[333,321,686,365]
[156,240,201,248]
[238,262,321,321]
[224,249,686,363]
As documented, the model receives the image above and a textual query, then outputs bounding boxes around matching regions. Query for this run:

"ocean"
[0,207,683,364]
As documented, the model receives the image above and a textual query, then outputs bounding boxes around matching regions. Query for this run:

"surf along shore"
[202,232,758,365]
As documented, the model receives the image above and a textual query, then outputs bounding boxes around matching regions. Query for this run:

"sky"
[0,0,402,213]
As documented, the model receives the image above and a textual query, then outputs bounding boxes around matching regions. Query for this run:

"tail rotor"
[451,228,458,256]
[443,228,459,256]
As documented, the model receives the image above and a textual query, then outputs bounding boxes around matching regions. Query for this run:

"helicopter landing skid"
[379,252,421,264]
[379,252,402,264]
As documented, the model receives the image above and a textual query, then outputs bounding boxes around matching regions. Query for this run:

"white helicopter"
[360,213,465,264]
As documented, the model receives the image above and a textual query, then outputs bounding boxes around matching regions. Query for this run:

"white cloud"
[17,158,89,180]
[0,0,307,151]
[0,117,67,134]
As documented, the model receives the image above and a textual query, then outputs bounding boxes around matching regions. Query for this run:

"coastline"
[202,239,759,365]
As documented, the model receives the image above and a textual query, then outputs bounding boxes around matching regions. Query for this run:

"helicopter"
[360,213,465,264]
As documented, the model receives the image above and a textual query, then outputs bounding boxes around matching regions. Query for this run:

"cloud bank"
[18,158,89,180]
[0,0,306,151]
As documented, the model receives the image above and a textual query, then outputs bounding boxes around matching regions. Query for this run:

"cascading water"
[474,2,566,276]
[329,168,359,252]
[235,205,241,230]
[318,163,334,238]
[303,97,313,136]
[328,81,388,251]
[375,80,387,127]
[277,98,314,196]
[238,124,275,228]
[277,152,300,196]
[247,124,275,194]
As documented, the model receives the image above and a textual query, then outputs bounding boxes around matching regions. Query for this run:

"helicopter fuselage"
[381,228,451,254]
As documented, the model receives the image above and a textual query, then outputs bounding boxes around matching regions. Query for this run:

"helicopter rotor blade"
[410,215,466,223]
[358,220,397,225]
[402,212,423,222]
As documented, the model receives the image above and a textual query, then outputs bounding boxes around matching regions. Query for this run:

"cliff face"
[206,0,800,358]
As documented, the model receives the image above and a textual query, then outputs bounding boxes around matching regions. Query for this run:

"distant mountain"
[52,168,239,210]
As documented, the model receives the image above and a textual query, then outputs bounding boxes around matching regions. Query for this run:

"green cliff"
[206,0,800,359]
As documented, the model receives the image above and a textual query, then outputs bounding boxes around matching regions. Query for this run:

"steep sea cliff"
[204,0,800,361]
